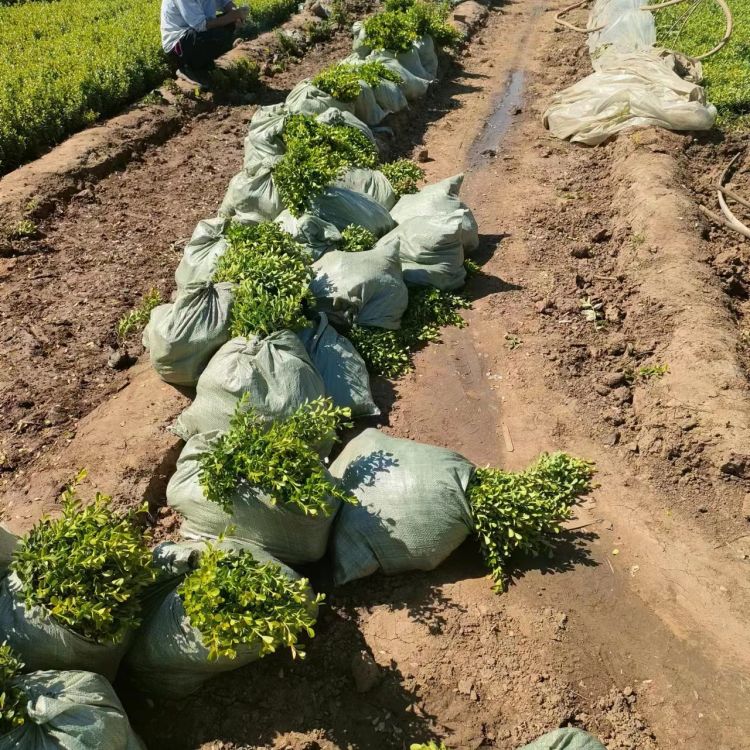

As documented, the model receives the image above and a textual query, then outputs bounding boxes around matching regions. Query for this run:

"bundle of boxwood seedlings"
[362,0,462,54]
[0,642,145,748]
[312,61,403,103]
[0,473,154,679]
[330,429,595,587]
[168,397,355,563]
[125,540,323,699]
[349,284,470,377]
[273,113,379,217]
[212,221,314,339]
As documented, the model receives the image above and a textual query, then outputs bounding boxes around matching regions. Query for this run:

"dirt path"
[2,1,749,748]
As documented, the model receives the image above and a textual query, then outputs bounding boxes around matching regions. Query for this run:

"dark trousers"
[171,26,234,71]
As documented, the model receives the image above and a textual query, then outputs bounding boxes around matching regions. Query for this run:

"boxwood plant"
[312,61,402,102]
[10,472,155,644]
[0,643,27,735]
[178,543,323,662]
[199,397,355,516]
[213,222,313,338]
[467,453,595,590]
[340,224,377,253]
[350,286,470,377]
[364,0,460,53]
[380,159,425,198]
[273,114,379,216]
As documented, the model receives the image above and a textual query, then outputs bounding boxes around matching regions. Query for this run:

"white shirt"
[161,0,231,52]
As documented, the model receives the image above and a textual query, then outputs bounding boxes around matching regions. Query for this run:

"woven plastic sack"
[243,104,287,171]
[310,186,396,236]
[299,314,379,417]
[376,210,466,289]
[316,106,377,145]
[342,54,410,114]
[543,50,716,146]
[175,216,232,291]
[143,281,234,388]
[310,243,409,329]
[351,20,371,58]
[275,209,342,259]
[0,573,130,681]
[0,670,145,750]
[335,168,397,210]
[415,34,439,78]
[0,526,17,577]
[330,429,475,585]
[219,161,283,222]
[519,728,606,750]
[390,174,479,252]
[285,80,355,117]
[367,51,431,100]
[352,81,388,126]
[396,45,433,80]
[167,434,342,563]
[173,331,325,441]
[125,540,316,699]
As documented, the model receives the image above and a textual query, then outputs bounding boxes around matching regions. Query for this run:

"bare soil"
[2,1,750,749]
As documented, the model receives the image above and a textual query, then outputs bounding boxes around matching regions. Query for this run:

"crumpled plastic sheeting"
[545,0,716,143]
[544,50,717,145]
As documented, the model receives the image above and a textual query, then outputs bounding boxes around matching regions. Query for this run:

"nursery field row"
[0,0,298,175]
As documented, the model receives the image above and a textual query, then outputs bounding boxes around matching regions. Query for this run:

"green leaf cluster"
[350,286,469,377]
[117,287,162,341]
[407,1,462,48]
[656,0,750,128]
[467,453,595,590]
[213,222,313,339]
[363,0,459,53]
[10,472,155,643]
[312,62,402,102]
[380,159,425,198]
[363,9,420,53]
[274,114,379,216]
[410,743,449,750]
[0,643,27,735]
[178,543,323,661]
[199,397,354,516]
[340,225,377,253]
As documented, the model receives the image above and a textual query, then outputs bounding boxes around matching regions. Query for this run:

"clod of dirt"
[350,650,381,693]
[417,148,430,163]
[107,348,135,371]
[602,372,627,388]
[720,452,750,480]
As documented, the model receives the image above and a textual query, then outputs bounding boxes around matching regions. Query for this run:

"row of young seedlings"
[0,1,595,744]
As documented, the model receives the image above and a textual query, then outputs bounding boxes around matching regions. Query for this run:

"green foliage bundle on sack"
[330,429,594,588]
[199,396,354,516]
[467,453,595,590]
[380,159,425,198]
[313,62,402,102]
[406,0,462,48]
[0,472,154,678]
[213,222,313,338]
[363,9,420,52]
[178,543,322,661]
[274,114,379,216]
[10,473,154,644]
[363,1,459,52]
[125,540,322,698]
[0,643,27,735]
[340,225,377,253]
[350,286,469,377]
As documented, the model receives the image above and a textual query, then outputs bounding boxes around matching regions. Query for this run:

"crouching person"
[161,0,249,85]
